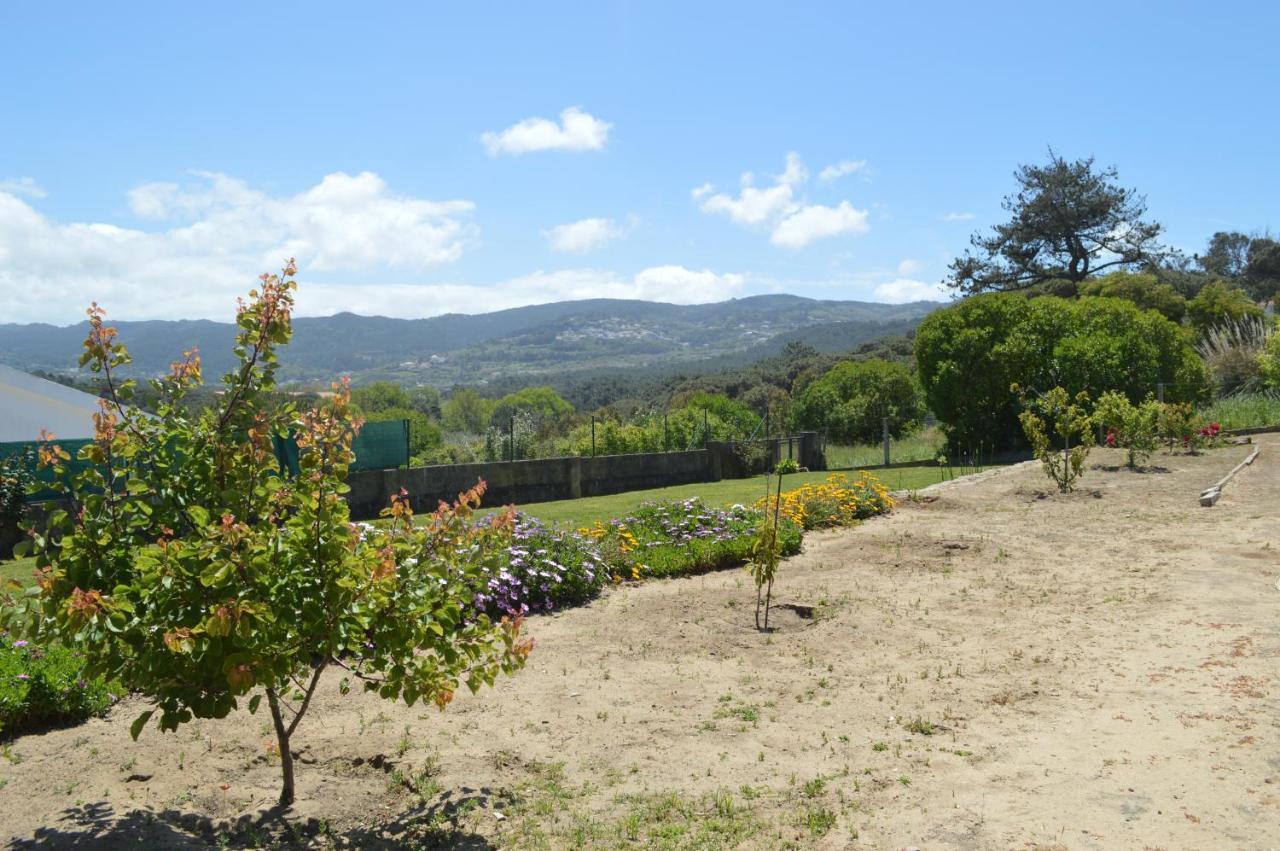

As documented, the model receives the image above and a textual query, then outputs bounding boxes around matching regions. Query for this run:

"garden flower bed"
[757,472,894,530]
[0,633,120,735]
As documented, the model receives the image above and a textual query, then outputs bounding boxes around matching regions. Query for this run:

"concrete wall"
[346,432,825,520]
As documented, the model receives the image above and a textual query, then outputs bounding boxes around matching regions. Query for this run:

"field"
[1,437,1275,848]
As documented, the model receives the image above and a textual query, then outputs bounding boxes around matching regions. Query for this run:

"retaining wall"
[346,432,825,519]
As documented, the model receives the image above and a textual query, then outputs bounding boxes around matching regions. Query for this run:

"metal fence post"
[882,417,890,466]
[1157,382,1165,403]
[591,415,596,457]
[509,415,515,462]
[704,410,709,448]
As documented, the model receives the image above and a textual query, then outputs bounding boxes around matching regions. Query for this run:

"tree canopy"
[791,359,923,444]
[946,151,1165,295]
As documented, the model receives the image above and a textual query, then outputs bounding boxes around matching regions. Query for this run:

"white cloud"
[770,202,868,249]
[481,107,611,155]
[696,153,868,249]
[942,211,975,221]
[872,278,950,303]
[0,177,47,199]
[295,266,745,317]
[697,152,807,225]
[818,160,867,181]
[545,216,629,253]
[896,259,922,276]
[0,171,478,323]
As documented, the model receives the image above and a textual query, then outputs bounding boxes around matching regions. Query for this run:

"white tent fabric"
[0,364,105,442]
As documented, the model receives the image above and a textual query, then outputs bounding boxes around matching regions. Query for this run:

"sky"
[1,1,1277,325]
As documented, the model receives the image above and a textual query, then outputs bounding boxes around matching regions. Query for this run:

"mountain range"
[0,295,940,388]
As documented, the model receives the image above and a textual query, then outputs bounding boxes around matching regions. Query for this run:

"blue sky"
[2,1,1277,324]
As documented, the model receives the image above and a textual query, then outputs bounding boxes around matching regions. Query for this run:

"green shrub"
[791,359,923,444]
[1260,329,1280,391]
[0,635,120,734]
[915,293,1210,450]
[1079,272,1186,323]
[1186,281,1264,335]
[1093,391,1161,468]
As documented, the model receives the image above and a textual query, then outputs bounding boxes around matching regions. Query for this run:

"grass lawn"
[488,464,994,527]
[1,555,36,588]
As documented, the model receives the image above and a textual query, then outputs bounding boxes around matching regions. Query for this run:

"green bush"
[791,359,923,443]
[1186,281,1264,335]
[1261,330,1280,390]
[1079,272,1186,323]
[915,293,1210,449]
[0,635,120,734]
[1093,391,1161,468]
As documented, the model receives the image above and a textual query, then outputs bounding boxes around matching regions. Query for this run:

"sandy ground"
[1,439,1277,849]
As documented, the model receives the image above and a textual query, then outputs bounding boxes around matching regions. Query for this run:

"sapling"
[1092,391,1161,468]
[1014,385,1095,492]
[749,472,784,630]
[1,263,533,807]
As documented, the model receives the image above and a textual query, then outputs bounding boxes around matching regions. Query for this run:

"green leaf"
[11,540,31,558]
[248,694,262,714]
[186,505,210,527]
[125,479,150,495]
[130,710,154,741]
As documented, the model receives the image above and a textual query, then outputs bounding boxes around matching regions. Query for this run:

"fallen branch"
[1200,446,1261,507]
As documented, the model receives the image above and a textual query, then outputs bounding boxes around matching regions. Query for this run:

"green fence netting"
[2,419,409,502]
[273,418,410,476]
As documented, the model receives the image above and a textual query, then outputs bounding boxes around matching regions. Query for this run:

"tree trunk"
[266,687,295,807]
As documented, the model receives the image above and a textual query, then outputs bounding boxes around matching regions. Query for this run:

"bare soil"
[2,440,1277,849]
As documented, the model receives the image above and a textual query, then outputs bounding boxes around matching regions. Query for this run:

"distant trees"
[1197,231,1280,307]
[488,386,574,430]
[915,293,1209,449]
[791,359,923,444]
[441,388,495,434]
[946,151,1166,295]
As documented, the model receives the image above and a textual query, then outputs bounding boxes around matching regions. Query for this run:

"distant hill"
[0,295,940,388]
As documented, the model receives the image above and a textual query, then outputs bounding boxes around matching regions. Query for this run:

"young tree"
[1015,386,1095,493]
[1092,391,1161,469]
[1,264,533,807]
[946,151,1166,295]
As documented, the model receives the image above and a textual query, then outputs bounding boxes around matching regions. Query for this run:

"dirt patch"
[1,442,1277,848]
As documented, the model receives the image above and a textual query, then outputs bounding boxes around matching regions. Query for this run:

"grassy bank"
[1200,392,1280,430]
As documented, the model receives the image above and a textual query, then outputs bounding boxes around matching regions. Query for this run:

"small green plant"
[773,458,801,475]
[1093,391,1161,468]
[1015,385,1095,492]
[1157,401,1205,453]
[747,473,784,630]
[804,806,837,837]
